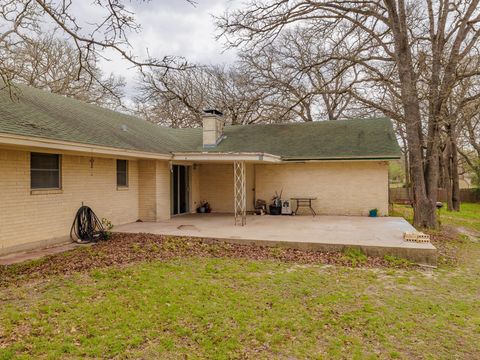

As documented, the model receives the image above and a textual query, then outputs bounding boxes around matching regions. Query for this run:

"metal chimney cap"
[203,109,223,116]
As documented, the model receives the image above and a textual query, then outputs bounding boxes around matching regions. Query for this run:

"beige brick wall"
[0,150,389,254]
[246,163,255,211]
[198,164,233,212]
[0,148,139,254]
[198,163,255,213]
[202,116,225,147]
[138,160,157,221]
[191,165,201,213]
[255,161,389,216]
[137,160,171,221]
[155,161,171,220]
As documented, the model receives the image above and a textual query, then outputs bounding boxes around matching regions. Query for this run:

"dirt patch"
[0,233,410,287]
[425,226,468,267]
[456,227,480,242]
[177,225,199,231]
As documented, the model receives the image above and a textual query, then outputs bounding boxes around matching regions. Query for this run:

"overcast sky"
[94,1,238,98]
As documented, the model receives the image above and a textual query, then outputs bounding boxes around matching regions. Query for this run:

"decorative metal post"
[233,161,247,226]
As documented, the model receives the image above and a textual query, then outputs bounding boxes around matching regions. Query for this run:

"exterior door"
[172,165,189,215]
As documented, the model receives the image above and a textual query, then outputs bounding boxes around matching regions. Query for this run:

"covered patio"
[114,214,437,265]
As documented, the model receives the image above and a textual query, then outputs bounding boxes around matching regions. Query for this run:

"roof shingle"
[0,85,401,160]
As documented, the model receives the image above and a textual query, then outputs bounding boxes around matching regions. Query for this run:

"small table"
[291,197,317,216]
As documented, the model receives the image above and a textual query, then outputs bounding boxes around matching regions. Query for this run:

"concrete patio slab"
[114,214,437,265]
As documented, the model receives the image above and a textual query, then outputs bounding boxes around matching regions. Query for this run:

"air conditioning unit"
[281,199,292,215]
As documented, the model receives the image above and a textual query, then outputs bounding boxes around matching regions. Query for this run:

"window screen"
[117,159,128,187]
[31,153,61,189]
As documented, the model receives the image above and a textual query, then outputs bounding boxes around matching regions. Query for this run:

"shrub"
[101,218,114,240]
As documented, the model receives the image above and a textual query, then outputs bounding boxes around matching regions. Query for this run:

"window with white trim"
[31,153,61,189]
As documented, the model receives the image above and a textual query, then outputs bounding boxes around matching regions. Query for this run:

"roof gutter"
[172,152,282,162]
[282,155,401,162]
[0,132,172,160]
[0,133,400,163]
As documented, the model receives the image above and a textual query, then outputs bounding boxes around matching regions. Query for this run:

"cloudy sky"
[93,1,238,97]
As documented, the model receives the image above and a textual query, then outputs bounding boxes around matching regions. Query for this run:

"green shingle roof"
[0,84,190,154]
[0,85,401,160]
[172,119,401,160]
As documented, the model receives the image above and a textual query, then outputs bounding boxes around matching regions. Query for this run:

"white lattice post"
[233,161,247,226]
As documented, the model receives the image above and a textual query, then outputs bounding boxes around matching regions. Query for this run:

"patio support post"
[233,161,247,226]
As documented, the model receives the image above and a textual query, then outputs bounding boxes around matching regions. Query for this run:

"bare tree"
[2,33,125,108]
[240,27,366,122]
[434,53,480,209]
[217,0,480,228]
[462,117,480,187]
[0,1,39,91]
[457,82,480,188]
[0,0,188,96]
[137,26,367,128]
[137,65,212,128]
[137,64,294,127]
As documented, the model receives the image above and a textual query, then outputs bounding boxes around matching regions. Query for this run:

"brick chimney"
[202,109,225,148]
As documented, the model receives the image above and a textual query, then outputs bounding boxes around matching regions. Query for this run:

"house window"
[31,153,61,189]
[116,159,128,187]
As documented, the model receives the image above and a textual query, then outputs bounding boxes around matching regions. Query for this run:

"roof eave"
[172,151,282,162]
[282,155,401,161]
[0,132,172,160]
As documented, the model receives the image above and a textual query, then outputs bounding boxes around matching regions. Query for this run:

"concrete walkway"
[114,214,437,265]
[0,242,88,266]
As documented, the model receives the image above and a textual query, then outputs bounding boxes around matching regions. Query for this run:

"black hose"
[70,205,107,243]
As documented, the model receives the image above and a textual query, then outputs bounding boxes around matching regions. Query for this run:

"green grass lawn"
[439,203,480,233]
[392,202,480,233]
[1,205,479,359]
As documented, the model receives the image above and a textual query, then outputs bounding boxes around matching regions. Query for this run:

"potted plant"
[204,202,212,213]
[269,190,283,215]
[369,208,379,217]
[197,200,211,213]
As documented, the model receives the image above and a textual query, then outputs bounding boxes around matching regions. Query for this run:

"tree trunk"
[404,149,411,188]
[443,144,454,211]
[442,124,461,211]
[450,129,461,211]
[424,121,441,207]
[384,0,437,228]
[405,118,437,228]
[397,75,437,228]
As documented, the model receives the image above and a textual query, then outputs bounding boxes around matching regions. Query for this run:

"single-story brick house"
[0,85,401,255]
